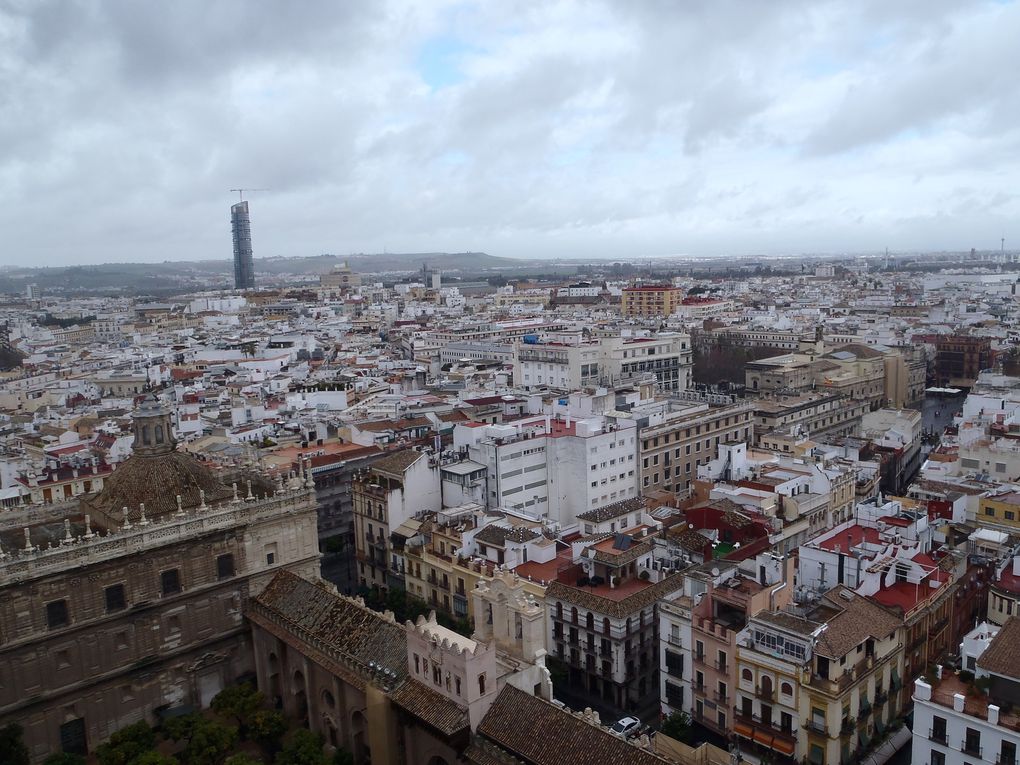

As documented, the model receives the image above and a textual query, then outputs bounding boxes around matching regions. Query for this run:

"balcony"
[962,741,983,758]
[714,691,729,705]
[997,756,1017,765]
[667,635,683,648]
[875,689,888,707]
[927,729,947,745]
[840,718,856,736]
[693,652,708,667]
[807,719,827,735]
[755,686,775,702]
[859,698,872,717]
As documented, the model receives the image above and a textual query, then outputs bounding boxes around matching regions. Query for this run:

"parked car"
[610,716,641,738]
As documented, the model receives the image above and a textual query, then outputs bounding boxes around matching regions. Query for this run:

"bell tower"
[131,394,177,457]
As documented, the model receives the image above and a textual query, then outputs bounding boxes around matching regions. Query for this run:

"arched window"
[742,668,753,682]
[142,425,151,445]
[781,681,793,697]
[155,424,164,444]
[571,607,578,625]
[603,617,611,635]
[322,689,336,709]
[586,612,594,631]
[556,602,563,620]
[478,673,486,695]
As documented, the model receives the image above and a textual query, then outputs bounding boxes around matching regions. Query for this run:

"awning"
[753,730,775,748]
[734,721,754,739]
[773,736,796,756]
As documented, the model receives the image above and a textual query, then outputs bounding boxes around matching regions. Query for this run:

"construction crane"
[229,188,269,202]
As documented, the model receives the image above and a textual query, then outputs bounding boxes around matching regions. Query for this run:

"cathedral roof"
[82,450,234,521]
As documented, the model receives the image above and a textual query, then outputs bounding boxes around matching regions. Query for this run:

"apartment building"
[400,505,550,623]
[801,591,906,765]
[912,618,1020,765]
[687,565,784,738]
[621,285,683,317]
[753,392,868,442]
[733,610,811,762]
[544,525,683,718]
[635,399,755,497]
[513,333,691,392]
[989,556,1020,627]
[351,449,442,592]
[454,414,639,529]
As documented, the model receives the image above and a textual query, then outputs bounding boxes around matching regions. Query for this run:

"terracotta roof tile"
[546,573,684,619]
[477,685,670,765]
[390,679,469,735]
[978,616,1020,679]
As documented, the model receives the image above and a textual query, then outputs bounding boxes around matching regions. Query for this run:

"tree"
[225,755,264,765]
[332,750,354,765]
[660,711,694,744]
[96,721,157,765]
[180,718,238,765]
[250,710,287,760]
[0,724,30,765]
[211,683,265,737]
[274,729,328,765]
[132,754,178,765]
[164,715,238,765]
[44,755,87,765]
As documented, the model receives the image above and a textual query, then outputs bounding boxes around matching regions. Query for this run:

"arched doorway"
[267,652,282,708]
[351,710,368,764]
[292,670,308,725]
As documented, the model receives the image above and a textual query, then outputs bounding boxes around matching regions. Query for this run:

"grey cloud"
[0,0,1018,265]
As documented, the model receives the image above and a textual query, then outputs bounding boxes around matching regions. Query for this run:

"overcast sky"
[1,0,1018,266]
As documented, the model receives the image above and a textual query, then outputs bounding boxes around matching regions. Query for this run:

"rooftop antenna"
[229,188,269,202]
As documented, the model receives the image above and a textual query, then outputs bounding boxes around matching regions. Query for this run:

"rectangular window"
[161,569,181,595]
[46,599,69,630]
[216,554,235,579]
[105,584,126,613]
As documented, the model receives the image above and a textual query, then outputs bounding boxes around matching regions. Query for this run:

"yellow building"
[621,285,683,317]
[735,590,906,765]
[979,491,1020,531]
[399,510,547,626]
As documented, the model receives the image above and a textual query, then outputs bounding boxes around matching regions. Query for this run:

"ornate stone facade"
[0,404,319,762]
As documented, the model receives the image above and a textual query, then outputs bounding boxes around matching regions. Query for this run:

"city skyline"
[1,1,1017,267]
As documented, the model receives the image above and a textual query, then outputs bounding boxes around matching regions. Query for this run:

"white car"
[610,716,641,738]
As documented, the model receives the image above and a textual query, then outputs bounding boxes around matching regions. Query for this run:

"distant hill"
[0,252,527,296]
[253,251,523,275]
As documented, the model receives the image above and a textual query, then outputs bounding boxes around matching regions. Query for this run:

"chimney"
[989,705,1000,725]
[953,693,965,712]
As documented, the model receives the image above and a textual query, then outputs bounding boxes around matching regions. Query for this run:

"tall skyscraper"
[231,200,256,290]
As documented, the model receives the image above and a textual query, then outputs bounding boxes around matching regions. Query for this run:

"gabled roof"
[476,685,671,765]
[250,570,409,687]
[811,588,902,659]
[978,616,1020,680]
[370,449,424,476]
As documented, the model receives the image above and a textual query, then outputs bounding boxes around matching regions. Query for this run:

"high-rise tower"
[231,200,256,290]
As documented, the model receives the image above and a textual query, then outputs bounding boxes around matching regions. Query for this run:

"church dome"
[82,394,233,524]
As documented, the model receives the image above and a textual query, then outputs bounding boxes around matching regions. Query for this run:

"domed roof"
[83,450,234,522]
